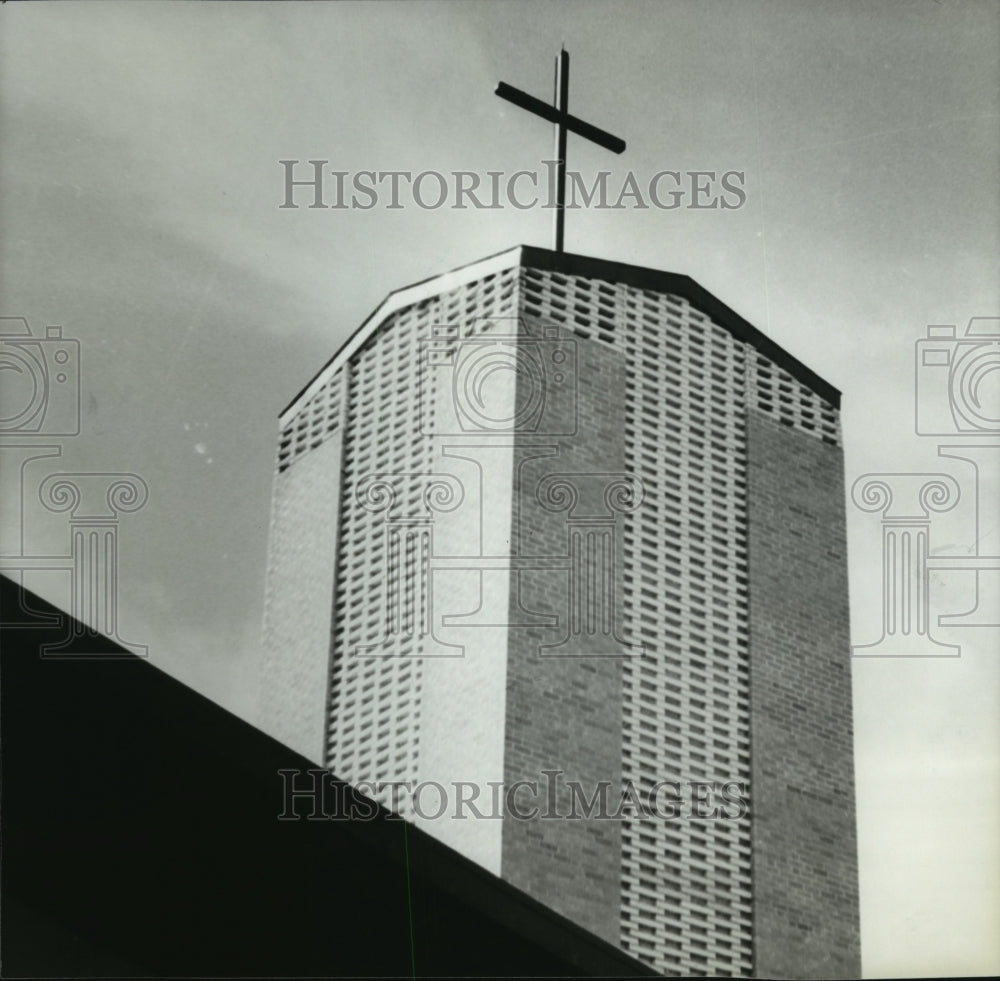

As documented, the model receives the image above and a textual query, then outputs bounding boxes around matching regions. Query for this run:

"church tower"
[260,245,860,978]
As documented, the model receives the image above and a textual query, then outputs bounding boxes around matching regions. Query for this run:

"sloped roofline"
[280,245,840,425]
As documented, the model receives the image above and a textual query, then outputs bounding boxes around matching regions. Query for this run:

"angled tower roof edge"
[519,246,841,407]
[280,245,840,424]
[280,244,525,425]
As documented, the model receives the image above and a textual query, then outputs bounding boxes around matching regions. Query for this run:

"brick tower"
[260,246,860,978]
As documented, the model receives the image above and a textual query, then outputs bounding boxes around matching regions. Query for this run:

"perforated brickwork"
[521,268,755,975]
[260,250,855,979]
[326,269,519,816]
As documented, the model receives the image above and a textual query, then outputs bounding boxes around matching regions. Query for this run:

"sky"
[1,1,998,976]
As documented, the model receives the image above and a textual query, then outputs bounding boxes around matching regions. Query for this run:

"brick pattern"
[326,302,431,814]
[277,367,346,474]
[261,252,858,980]
[521,268,754,975]
[259,434,342,762]
[746,410,860,979]
[500,331,627,945]
[326,269,520,816]
[618,290,753,976]
[748,353,841,447]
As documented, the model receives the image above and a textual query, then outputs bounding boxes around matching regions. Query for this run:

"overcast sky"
[2,2,998,976]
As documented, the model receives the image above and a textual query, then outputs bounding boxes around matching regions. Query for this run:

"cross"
[496,47,626,253]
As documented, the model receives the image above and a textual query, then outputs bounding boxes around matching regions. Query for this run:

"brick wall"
[259,254,860,976]
[413,394,516,874]
[746,410,860,979]
[500,331,626,945]
[259,433,342,764]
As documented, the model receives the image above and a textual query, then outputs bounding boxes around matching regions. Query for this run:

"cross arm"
[495,81,626,155]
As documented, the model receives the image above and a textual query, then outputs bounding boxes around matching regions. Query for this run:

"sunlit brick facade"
[260,246,860,978]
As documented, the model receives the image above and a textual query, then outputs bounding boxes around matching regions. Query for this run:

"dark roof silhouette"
[1,574,653,977]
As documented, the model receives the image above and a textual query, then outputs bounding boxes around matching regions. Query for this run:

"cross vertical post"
[495,50,626,254]
[552,48,569,253]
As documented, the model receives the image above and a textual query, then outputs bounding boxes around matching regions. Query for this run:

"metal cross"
[496,48,626,253]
